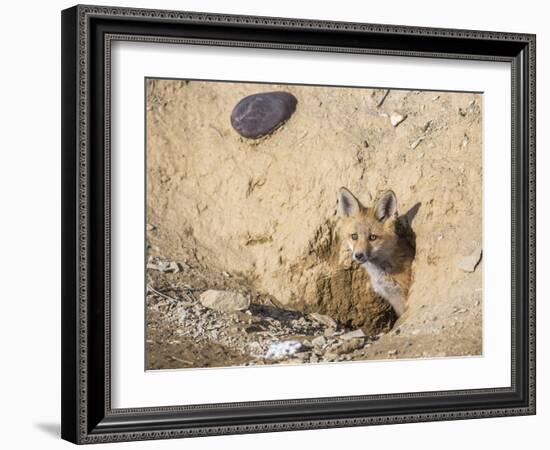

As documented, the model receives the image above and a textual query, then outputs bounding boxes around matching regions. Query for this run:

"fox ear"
[374,190,397,222]
[338,187,361,217]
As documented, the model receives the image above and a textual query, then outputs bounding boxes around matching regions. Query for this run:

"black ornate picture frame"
[61,4,536,444]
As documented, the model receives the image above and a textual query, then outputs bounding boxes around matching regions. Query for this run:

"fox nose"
[354,252,366,262]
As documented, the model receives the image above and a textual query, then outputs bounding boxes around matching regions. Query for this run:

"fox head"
[337,187,399,266]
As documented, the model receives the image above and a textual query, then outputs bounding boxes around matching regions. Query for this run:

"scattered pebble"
[387,349,398,356]
[457,245,483,273]
[410,136,424,149]
[312,335,327,347]
[423,120,433,132]
[199,290,250,312]
[146,223,156,231]
[458,100,479,118]
[390,112,407,127]
[309,312,338,329]
[334,338,365,355]
[340,329,366,340]
[230,91,297,139]
[147,257,182,273]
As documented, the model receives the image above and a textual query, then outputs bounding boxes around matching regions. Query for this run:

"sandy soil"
[145,79,482,369]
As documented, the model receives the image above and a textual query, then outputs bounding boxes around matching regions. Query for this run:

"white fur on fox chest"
[362,261,404,316]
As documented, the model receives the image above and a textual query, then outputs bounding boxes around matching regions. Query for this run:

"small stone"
[231,91,297,139]
[324,328,337,337]
[410,136,424,149]
[390,112,407,127]
[146,223,156,231]
[199,290,250,312]
[422,120,433,132]
[340,329,366,340]
[309,313,337,329]
[146,258,181,273]
[312,336,327,347]
[457,245,483,273]
[335,338,364,355]
[387,349,398,356]
[324,352,339,361]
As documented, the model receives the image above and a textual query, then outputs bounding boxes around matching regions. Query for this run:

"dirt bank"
[145,79,482,368]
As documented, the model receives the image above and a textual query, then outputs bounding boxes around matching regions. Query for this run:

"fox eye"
[368,234,378,241]
[351,233,358,240]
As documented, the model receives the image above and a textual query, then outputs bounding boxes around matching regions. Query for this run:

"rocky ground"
[146,261,380,369]
[146,252,481,369]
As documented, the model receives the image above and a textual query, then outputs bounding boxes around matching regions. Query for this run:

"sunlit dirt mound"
[146,79,482,344]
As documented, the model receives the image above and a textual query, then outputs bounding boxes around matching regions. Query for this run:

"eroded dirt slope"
[146,79,482,368]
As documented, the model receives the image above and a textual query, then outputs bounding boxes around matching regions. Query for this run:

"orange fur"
[338,187,415,317]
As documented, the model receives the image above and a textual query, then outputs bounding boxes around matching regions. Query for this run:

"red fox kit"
[338,187,415,317]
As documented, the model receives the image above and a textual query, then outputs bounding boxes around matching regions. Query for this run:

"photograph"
[56,2,536,445]
[145,79,483,370]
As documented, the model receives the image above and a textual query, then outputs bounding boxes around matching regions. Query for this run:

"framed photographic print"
[61,4,536,444]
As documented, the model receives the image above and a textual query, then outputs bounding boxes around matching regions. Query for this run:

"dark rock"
[231,91,297,139]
